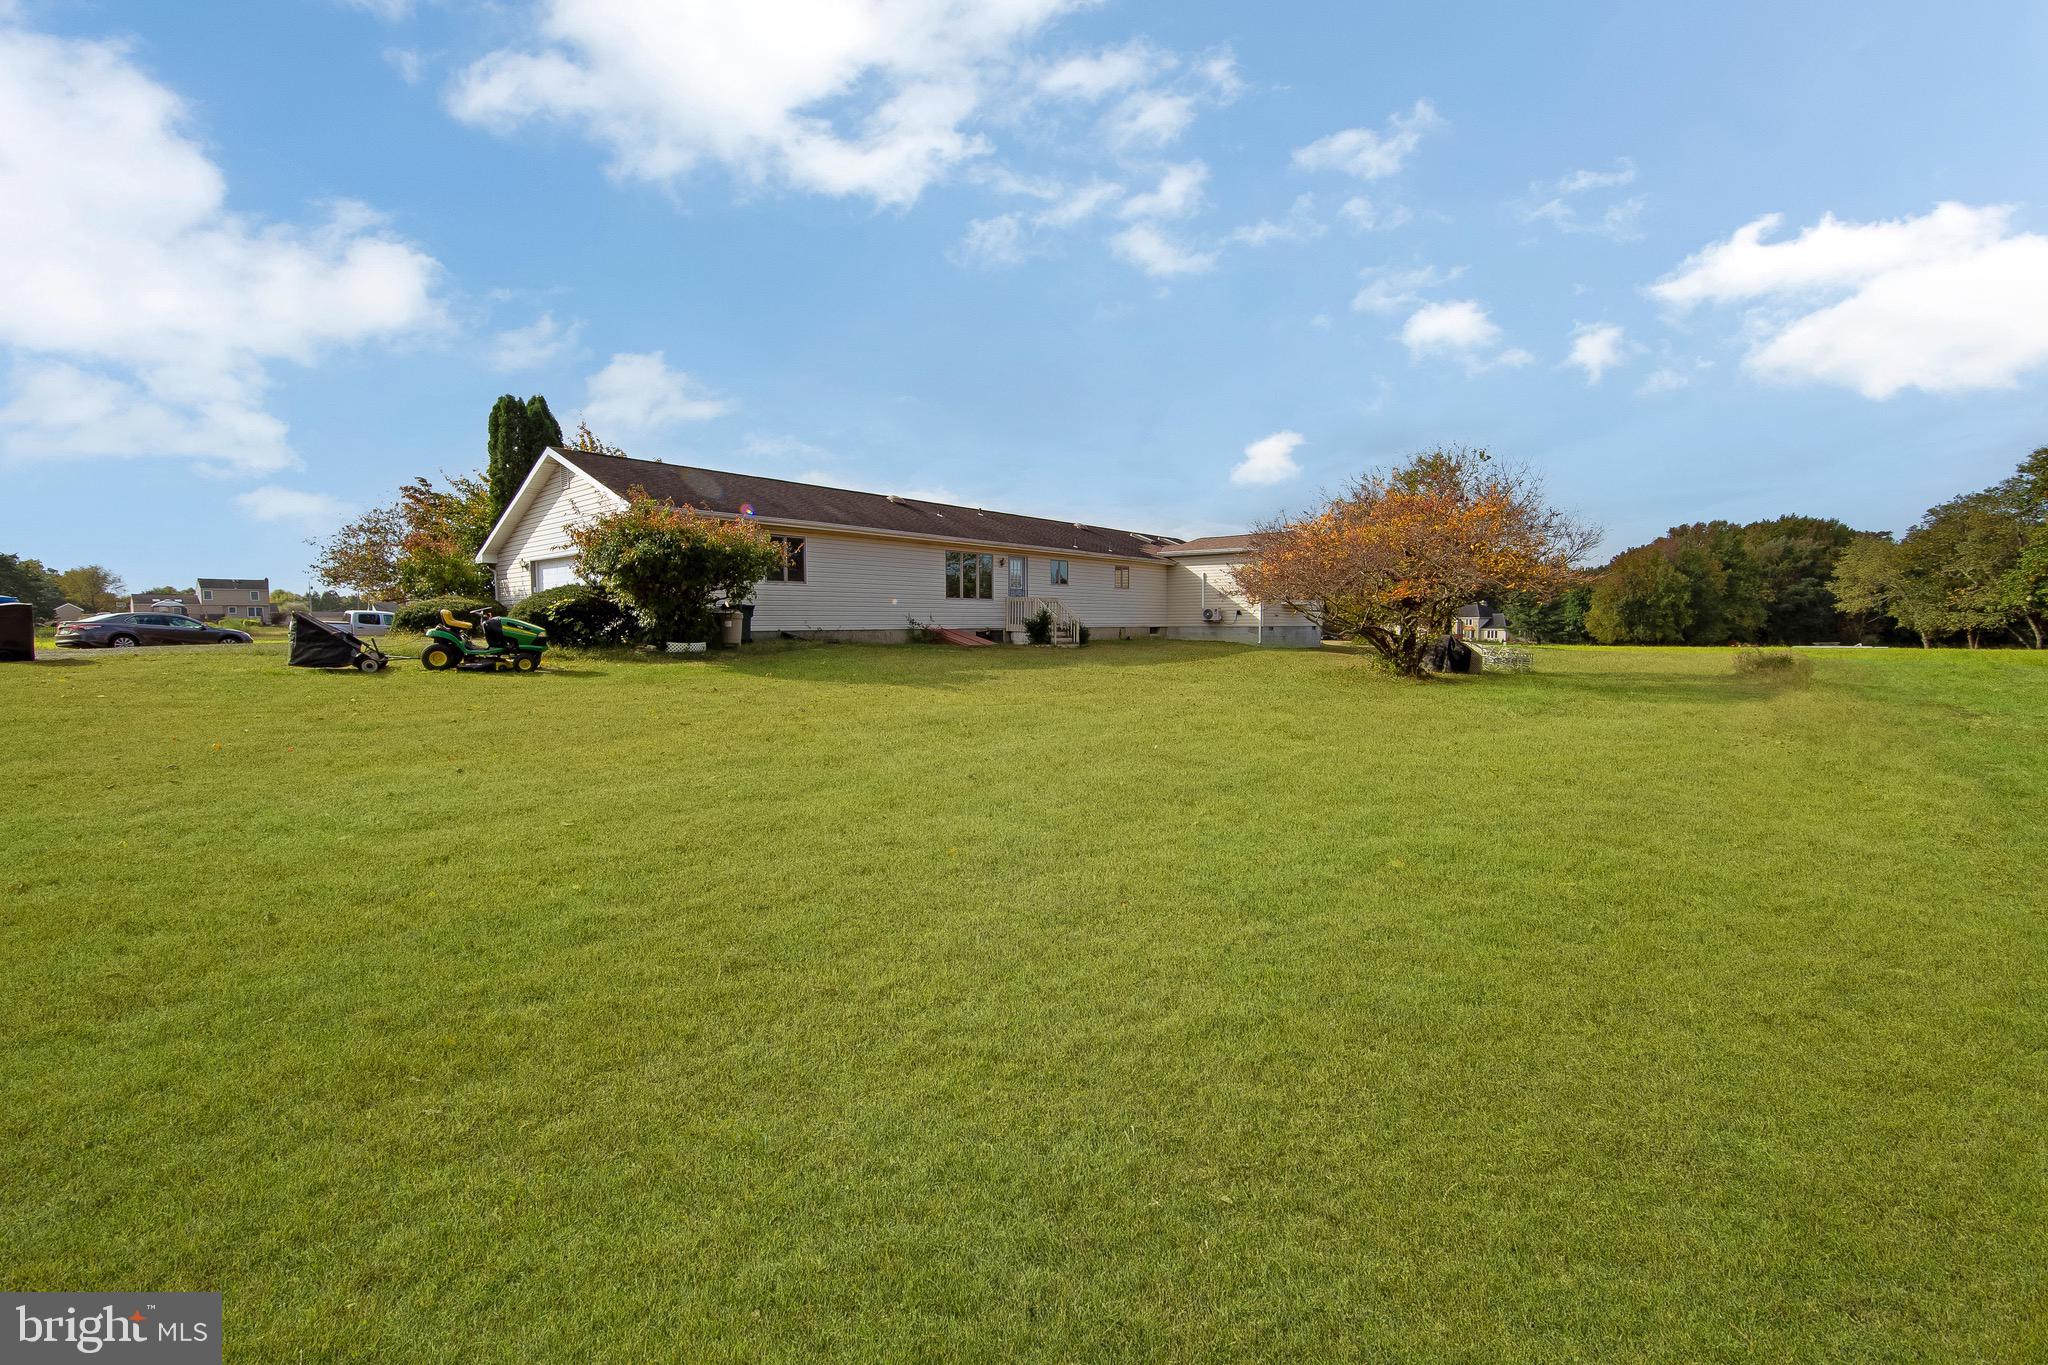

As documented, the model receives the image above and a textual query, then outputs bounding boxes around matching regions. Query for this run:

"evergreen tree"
[486,393,562,521]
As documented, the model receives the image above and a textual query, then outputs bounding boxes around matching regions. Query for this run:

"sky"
[3,0,2046,592]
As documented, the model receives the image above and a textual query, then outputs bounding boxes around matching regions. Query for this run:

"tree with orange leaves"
[1233,447,1597,677]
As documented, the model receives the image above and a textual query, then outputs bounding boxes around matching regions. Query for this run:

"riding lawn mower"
[421,608,548,672]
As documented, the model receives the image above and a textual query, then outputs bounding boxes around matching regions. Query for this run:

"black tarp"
[1421,634,1476,674]
[0,602,32,662]
[289,611,365,668]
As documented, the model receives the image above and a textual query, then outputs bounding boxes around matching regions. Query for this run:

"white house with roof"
[473,448,1319,647]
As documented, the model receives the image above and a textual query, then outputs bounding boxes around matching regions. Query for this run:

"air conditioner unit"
[1202,607,1224,623]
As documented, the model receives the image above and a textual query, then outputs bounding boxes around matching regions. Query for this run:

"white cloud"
[1497,347,1535,368]
[382,47,423,85]
[1035,179,1121,228]
[1230,430,1303,486]
[1292,99,1440,181]
[343,0,415,20]
[1108,223,1216,277]
[0,21,444,472]
[487,312,582,370]
[1566,322,1627,384]
[448,0,1081,208]
[1650,202,2048,397]
[1118,161,1206,220]
[951,212,1031,268]
[1400,299,1510,363]
[1554,161,1636,194]
[1102,89,1195,151]
[1517,157,1643,241]
[583,351,733,435]
[1035,42,1163,101]
[1194,51,1243,101]
[236,485,350,528]
[1638,366,1690,395]
[1352,263,1463,314]
[951,178,1122,268]
[1229,194,1323,247]
[1338,195,1411,233]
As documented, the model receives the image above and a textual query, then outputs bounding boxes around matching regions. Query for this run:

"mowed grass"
[1,639,2043,1361]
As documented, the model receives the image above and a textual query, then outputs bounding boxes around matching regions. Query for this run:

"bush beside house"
[509,584,637,647]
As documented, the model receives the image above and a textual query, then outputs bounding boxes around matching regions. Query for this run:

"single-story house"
[474,447,1319,647]
[1453,601,1510,642]
[52,602,87,623]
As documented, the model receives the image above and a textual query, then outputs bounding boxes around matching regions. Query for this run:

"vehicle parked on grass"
[324,609,394,638]
[421,608,548,672]
[53,612,253,649]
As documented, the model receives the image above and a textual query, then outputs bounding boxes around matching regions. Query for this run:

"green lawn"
[2,639,2043,1361]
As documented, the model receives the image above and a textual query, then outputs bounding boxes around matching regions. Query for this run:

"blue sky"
[3,0,2046,592]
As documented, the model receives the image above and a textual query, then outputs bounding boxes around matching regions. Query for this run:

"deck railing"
[1005,596,1081,644]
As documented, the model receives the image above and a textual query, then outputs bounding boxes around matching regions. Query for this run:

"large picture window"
[767,535,806,583]
[945,550,995,599]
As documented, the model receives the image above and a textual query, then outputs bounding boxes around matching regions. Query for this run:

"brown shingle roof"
[554,448,1183,560]
[1150,533,1251,556]
[196,577,269,591]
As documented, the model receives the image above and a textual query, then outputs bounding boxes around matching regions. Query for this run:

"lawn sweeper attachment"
[288,611,390,673]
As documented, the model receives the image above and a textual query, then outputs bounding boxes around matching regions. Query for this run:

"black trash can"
[738,603,754,644]
[0,602,33,662]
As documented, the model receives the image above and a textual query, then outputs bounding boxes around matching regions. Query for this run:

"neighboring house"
[52,603,87,623]
[127,594,200,617]
[1453,601,1510,642]
[473,448,1321,647]
[193,579,274,624]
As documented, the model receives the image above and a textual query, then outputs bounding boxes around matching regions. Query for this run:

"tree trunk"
[1966,628,1978,649]
[1918,631,1930,649]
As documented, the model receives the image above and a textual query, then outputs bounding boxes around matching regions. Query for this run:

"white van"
[330,610,394,638]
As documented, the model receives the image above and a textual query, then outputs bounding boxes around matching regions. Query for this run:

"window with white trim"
[1049,559,1070,586]
[767,535,806,583]
[1114,566,1130,589]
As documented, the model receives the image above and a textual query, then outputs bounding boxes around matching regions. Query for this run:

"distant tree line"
[1506,447,2047,648]
[0,557,129,616]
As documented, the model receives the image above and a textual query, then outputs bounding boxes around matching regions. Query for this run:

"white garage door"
[530,555,582,591]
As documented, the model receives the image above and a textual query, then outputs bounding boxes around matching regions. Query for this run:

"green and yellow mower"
[421,608,548,673]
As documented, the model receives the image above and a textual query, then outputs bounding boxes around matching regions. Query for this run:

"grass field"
[2,638,2043,1361]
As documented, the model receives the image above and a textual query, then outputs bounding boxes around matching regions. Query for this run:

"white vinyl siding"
[1164,552,1262,628]
[490,464,618,604]
[1018,553,1168,627]
[749,531,1008,632]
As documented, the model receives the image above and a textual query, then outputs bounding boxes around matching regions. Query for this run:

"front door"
[1008,556,1027,596]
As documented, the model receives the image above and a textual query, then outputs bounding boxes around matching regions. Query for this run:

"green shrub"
[1077,623,1091,645]
[510,584,637,647]
[1025,605,1054,645]
[392,596,502,633]
[1732,646,1814,685]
